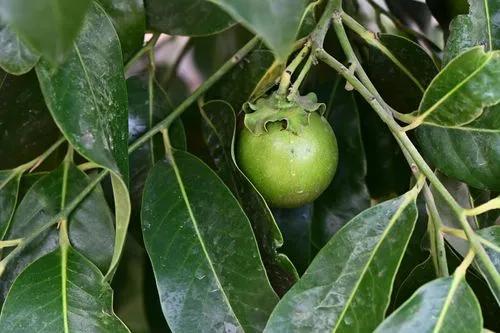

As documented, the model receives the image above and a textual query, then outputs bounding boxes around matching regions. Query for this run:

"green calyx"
[243,92,326,135]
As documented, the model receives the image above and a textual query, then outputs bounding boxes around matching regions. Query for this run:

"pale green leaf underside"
[0,246,129,332]
[374,276,482,333]
[476,226,500,305]
[265,192,418,332]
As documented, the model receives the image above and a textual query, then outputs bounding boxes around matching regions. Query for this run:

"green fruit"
[238,111,338,208]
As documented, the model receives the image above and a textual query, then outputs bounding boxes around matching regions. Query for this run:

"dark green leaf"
[416,103,500,191]
[97,0,145,61]
[210,0,306,60]
[265,191,419,332]
[128,75,186,224]
[312,78,370,249]
[35,2,130,279]
[476,226,500,305]
[425,0,468,33]
[357,95,411,198]
[374,276,483,333]
[0,23,38,75]
[0,246,129,332]
[273,205,313,275]
[142,150,278,332]
[207,48,275,111]
[445,0,500,64]
[200,100,298,295]
[1,165,115,300]
[366,34,438,113]
[384,0,432,32]
[0,170,20,239]
[36,2,128,181]
[0,70,60,169]
[477,226,500,271]
[0,0,91,64]
[145,0,235,36]
[417,47,500,126]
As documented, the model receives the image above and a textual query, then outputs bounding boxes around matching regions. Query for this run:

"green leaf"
[477,226,500,271]
[0,23,38,75]
[312,78,370,249]
[145,0,235,36]
[0,246,129,332]
[35,2,130,280]
[273,205,313,275]
[445,0,500,64]
[209,0,306,60]
[0,70,60,169]
[416,103,500,191]
[0,0,91,64]
[417,47,500,126]
[200,100,298,295]
[1,165,115,300]
[426,0,468,33]
[366,34,438,113]
[476,226,500,305]
[374,276,483,333]
[0,170,20,239]
[264,191,419,332]
[97,0,145,61]
[207,48,275,111]
[141,150,279,332]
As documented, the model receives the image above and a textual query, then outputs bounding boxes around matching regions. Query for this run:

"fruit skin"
[238,112,338,208]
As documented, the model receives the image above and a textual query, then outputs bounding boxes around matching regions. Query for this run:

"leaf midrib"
[330,194,415,332]
[419,51,493,123]
[168,156,244,330]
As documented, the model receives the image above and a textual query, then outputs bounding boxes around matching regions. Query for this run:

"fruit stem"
[288,54,313,100]
[277,40,312,96]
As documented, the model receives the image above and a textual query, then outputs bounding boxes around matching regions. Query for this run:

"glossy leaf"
[0,245,129,332]
[416,103,500,191]
[366,34,438,113]
[265,191,419,332]
[0,23,38,75]
[417,47,500,126]
[0,170,20,239]
[0,0,91,64]
[35,2,130,279]
[426,0,468,33]
[142,150,279,332]
[98,0,145,61]
[312,78,370,248]
[210,0,306,60]
[1,165,115,300]
[375,276,482,333]
[0,70,60,169]
[445,0,500,64]
[200,100,298,295]
[385,0,432,32]
[145,0,234,36]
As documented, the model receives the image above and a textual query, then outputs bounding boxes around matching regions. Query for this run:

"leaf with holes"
[264,190,419,332]
[141,150,279,332]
